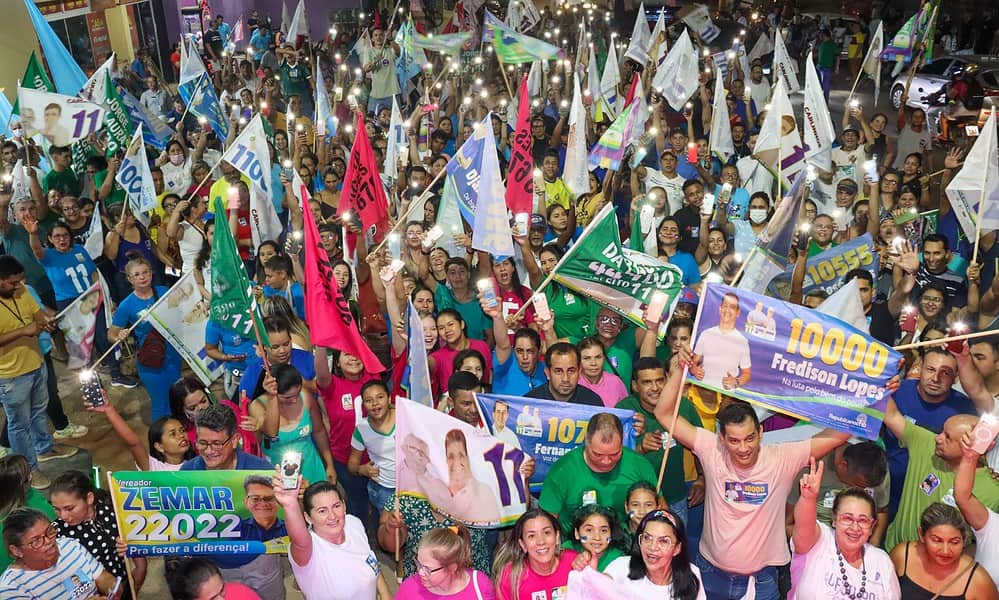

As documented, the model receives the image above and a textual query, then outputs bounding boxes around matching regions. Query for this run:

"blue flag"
[444,114,492,224]
[477,393,638,493]
[471,119,514,258]
[116,87,173,151]
[0,92,12,137]
[402,300,434,406]
[178,40,229,141]
[22,0,86,95]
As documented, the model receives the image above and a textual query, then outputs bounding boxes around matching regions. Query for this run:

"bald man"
[881,399,999,550]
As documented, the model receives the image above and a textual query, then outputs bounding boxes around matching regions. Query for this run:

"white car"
[889,55,999,111]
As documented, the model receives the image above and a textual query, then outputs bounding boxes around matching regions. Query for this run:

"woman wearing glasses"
[0,507,121,598]
[396,525,495,599]
[604,509,705,599]
[789,457,900,599]
[273,477,391,600]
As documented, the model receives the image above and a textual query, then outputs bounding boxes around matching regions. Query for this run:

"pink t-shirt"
[577,373,628,408]
[693,427,810,574]
[395,569,495,600]
[224,582,262,600]
[320,373,379,463]
[431,338,493,394]
[498,550,578,600]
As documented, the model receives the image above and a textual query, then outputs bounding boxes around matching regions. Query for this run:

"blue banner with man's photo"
[685,284,903,439]
[767,234,880,299]
[476,393,638,493]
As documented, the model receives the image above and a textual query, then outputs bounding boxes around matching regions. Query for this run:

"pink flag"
[231,18,244,44]
[302,178,386,373]
[505,75,534,215]
[340,111,390,241]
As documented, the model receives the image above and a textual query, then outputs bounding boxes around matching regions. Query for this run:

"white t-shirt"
[604,556,707,599]
[789,522,901,600]
[692,326,752,389]
[161,156,193,193]
[831,146,869,193]
[748,78,771,113]
[351,421,397,488]
[0,537,105,599]
[291,516,381,600]
[974,509,999,586]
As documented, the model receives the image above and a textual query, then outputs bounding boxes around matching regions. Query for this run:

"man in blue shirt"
[882,347,977,518]
[204,318,257,398]
[261,255,306,320]
[238,317,316,400]
[488,301,547,395]
[249,26,273,64]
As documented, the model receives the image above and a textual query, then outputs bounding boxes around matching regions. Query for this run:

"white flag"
[862,22,885,105]
[115,125,157,220]
[587,46,603,118]
[802,56,836,172]
[680,4,720,43]
[773,31,800,93]
[564,79,590,197]
[281,2,291,33]
[16,88,106,147]
[435,178,465,258]
[78,53,115,103]
[946,110,999,241]
[653,29,699,111]
[287,0,307,42]
[222,114,283,248]
[83,201,104,260]
[507,0,540,32]
[574,23,588,80]
[747,32,774,63]
[599,43,621,115]
[649,8,668,67]
[56,282,102,370]
[817,279,869,333]
[709,73,734,163]
[753,79,805,187]
[383,98,405,180]
[527,61,543,99]
[147,272,225,385]
[624,3,652,67]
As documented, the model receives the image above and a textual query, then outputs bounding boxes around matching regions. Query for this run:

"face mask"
[169,154,185,166]
[749,209,768,224]
[11,127,23,138]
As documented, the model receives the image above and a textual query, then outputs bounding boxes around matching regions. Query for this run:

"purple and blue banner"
[687,284,903,439]
[476,393,638,493]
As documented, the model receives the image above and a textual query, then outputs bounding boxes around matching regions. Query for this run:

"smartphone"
[900,307,917,334]
[864,157,879,183]
[717,182,733,205]
[512,213,530,237]
[387,233,401,259]
[81,374,106,408]
[282,160,294,182]
[107,576,122,599]
[639,204,655,234]
[423,225,444,250]
[795,228,810,252]
[533,292,552,322]
[970,413,999,455]
[281,451,302,490]
[946,325,966,354]
[701,193,716,217]
[890,236,907,256]
[478,279,499,308]
[645,291,669,322]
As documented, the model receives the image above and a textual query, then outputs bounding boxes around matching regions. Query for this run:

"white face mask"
[168,153,185,166]
[749,208,768,224]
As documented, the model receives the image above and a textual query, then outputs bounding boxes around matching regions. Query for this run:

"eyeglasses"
[638,533,676,549]
[415,559,446,577]
[247,495,277,505]
[196,434,235,452]
[22,523,59,550]
[882,179,899,185]
[836,514,875,530]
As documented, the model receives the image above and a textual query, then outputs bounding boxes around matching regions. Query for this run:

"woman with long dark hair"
[603,509,704,599]
[493,509,577,600]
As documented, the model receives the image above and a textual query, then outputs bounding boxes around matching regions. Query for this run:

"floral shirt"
[385,494,492,577]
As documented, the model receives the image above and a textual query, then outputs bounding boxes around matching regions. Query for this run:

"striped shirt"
[0,537,105,599]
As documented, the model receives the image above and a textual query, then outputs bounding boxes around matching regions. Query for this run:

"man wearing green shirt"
[616,357,703,524]
[816,29,839,100]
[363,26,401,112]
[539,412,656,535]
[277,45,313,117]
[41,146,81,197]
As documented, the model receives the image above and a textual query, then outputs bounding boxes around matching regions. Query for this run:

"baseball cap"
[837,179,859,193]
[530,214,547,230]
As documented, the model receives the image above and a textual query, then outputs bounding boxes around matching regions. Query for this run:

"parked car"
[889,55,999,111]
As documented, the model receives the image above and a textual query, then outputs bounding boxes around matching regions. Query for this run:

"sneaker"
[31,470,50,490]
[0,446,10,458]
[111,374,139,388]
[36,444,79,463]
[53,423,89,439]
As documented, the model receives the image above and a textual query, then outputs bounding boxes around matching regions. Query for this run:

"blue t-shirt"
[238,348,316,398]
[269,163,287,215]
[492,350,548,397]
[204,319,257,372]
[675,160,699,181]
[262,282,306,321]
[715,184,751,221]
[883,378,976,518]
[180,451,273,471]
[663,251,701,286]
[111,286,179,354]
[40,245,97,302]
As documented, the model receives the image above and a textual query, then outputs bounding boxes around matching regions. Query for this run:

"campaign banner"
[686,284,903,439]
[679,4,720,43]
[117,85,172,150]
[56,282,103,370]
[146,272,225,385]
[109,470,289,557]
[476,393,638,494]
[395,398,528,528]
[767,234,879,299]
[17,87,105,147]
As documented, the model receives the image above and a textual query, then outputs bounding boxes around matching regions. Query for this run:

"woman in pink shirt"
[169,557,261,599]
[432,310,492,395]
[576,337,628,408]
[495,509,579,600]
[396,526,495,600]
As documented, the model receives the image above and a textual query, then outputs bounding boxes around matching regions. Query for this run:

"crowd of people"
[1,0,999,598]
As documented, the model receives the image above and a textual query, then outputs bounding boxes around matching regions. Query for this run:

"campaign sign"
[110,470,288,557]
[17,87,105,147]
[768,234,880,299]
[686,284,903,439]
[476,393,638,494]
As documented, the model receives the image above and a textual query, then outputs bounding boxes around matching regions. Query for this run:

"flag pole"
[370,166,449,255]
[894,327,998,352]
[105,472,138,598]
[971,111,995,264]
[497,56,516,99]
[50,281,100,322]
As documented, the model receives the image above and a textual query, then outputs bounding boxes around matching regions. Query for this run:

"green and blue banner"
[766,234,880,299]
[687,284,903,440]
[476,393,638,493]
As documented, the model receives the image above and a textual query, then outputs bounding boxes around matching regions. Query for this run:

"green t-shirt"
[545,284,592,341]
[604,335,636,386]
[884,423,999,551]
[0,489,57,571]
[539,446,657,536]
[434,284,490,341]
[94,169,126,208]
[616,394,703,503]
[817,40,839,68]
[808,239,838,257]
[561,541,625,572]
[41,168,81,197]
[279,60,312,99]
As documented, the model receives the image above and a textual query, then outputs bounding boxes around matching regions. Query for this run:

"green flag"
[553,204,684,332]
[209,198,269,343]
[12,52,54,114]
[103,73,134,156]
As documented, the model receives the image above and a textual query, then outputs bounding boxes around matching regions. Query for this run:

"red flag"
[443,1,465,34]
[624,73,639,106]
[303,180,386,373]
[506,75,534,215]
[340,111,390,240]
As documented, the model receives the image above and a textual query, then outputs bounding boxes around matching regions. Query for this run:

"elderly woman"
[789,458,901,599]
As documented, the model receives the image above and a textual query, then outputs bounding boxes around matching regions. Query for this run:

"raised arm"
[791,457,824,555]
[955,430,991,531]
[653,343,700,449]
[272,471,314,567]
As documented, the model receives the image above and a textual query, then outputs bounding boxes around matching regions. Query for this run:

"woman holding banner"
[788,458,900,599]
[273,477,391,600]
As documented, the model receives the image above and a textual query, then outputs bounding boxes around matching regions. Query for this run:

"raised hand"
[798,456,824,502]
[944,147,964,170]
